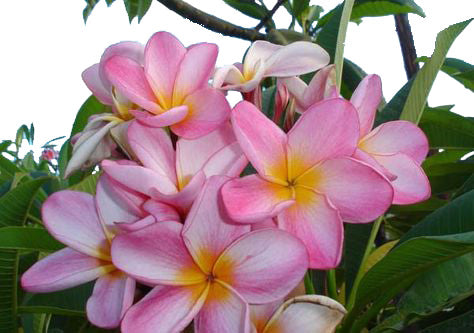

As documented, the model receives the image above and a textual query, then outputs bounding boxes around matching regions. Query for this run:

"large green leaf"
[124,0,152,23]
[425,161,474,194]
[419,108,474,150]
[70,95,109,138]
[316,4,343,60]
[399,19,472,124]
[0,227,63,252]
[68,172,100,194]
[0,155,21,180]
[374,78,414,126]
[418,57,474,92]
[291,0,310,17]
[420,308,474,332]
[222,0,275,28]
[341,232,474,332]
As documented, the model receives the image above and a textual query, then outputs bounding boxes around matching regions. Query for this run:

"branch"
[156,0,266,41]
[255,0,286,31]
[394,14,420,79]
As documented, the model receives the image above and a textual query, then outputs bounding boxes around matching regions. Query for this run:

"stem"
[304,271,315,294]
[346,216,383,311]
[327,269,338,299]
[255,0,286,31]
[155,0,266,41]
[334,0,355,90]
[394,14,419,79]
[27,214,43,225]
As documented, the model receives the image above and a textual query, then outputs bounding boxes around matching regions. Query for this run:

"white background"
[1,0,473,154]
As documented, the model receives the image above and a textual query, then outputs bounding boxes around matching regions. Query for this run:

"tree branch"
[394,14,420,79]
[155,0,266,41]
[255,0,286,31]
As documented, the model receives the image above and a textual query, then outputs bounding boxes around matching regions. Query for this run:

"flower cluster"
[21,31,430,332]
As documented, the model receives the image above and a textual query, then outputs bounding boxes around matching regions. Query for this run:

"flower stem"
[304,271,315,294]
[327,269,338,299]
[346,215,384,311]
[334,0,355,90]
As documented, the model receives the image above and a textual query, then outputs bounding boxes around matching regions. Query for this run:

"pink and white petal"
[281,77,307,112]
[307,157,393,223]
[278,188,343,269]
[353,148,397,181]
[176,122,237,181]
[250,300,281,333]
[104,55,160,113]
[131,105,188,128]
[221,175,294,224]
[128,121,176,182]
[245,41,283,73]
[183,176,250,274]
[287,98,359,178]
[86,272,136,329]
[42,191,110,259]
[115,215,157,233]
[111,221,205,285]
[213,64,245,89]
[121,283,209,333]
[264,295,346,333]
[360,120,429,164]
[350,74,382,137]
[214,228,308,303]
[21,248,111,293]
[302,65,337,109]
[251,218,277,231]
[143,200,180,222]
[231,101,288,182]
[150,171,206,214]
[101,160,177,197]
[203,142,248,178]
[372,153,431,205]
[195,282,251,333]
[82,64,113,105]
[171,87,230,139]
[144,31,186,108]
[264,42,329,77]
[173,43,218,104]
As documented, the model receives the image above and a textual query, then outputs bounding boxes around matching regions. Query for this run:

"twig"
[394,14,420,79]
[156,0,266,41]
[255,0,287,31]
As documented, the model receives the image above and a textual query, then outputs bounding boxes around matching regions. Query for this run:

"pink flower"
[102,121,247,215]
[111,176,309,332]
[221,100,393,269]
[104,32,230,139]
[250,295,346,333]
[40,148,58,161]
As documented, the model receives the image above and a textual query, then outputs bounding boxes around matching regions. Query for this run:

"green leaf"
[83,0,100,23]
[0,178,50,227]
[419,108,474,150]
[292,0,310,17]
[0,250,19,333]
[454,174,474,198]
[124,0,153,23]
[425,161,474,194]
[420,308,474,332]
[70,95,109,138]
[68,172,100,194]
[29,123,35,145]
[316,4,343,61]
[0,141,12,153]
[400,19,472,124]
[0,155,21,180]
[374,78,414,126]
[222,0,275,28]
[422,150,470,169]
[341,232,474,332]
[0,227,63,252]
[418,57,474,92]
[261,86,277,121]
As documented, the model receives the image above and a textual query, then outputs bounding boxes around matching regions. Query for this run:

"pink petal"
[264,295,346,333]
[173,43,218,104]
[353,148,397,181]
[131,105,189,128]
[143,200,180,222]
[244,41,283,74]
[101,160,177,197]
[264,41,329,77]
[360,120,429,164]
[231,101,288,182]
[350,74,382,137]
[171,87,231,139]
[373,153,431,205]
[212,64,245,90]
[250,300,282,333]
[82,64,113,105]
[128,121,176,183]
[287,98,359,178]
[42,191,110,259]
[281,76,306,112]
[182,176,250,274]
[104,55,161,113]
[21,248,111,293]
[121,284,209,333]
[202,142,247,178]
[278,188,343,269]
[251,218,277,231]
[221,175,294,224]
[115,215,156,233]
[144,31,186,109]
[86,272,135,329]
[303,157,393,223]
[302,65,337,109]
[111,221,205,285]
[195,283,251,333]
[214,229,308,303]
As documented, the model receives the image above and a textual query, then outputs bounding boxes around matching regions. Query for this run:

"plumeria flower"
[250,295,346,333]
[111,176,309,332]
[66,41,144,176]
[104,31,230,139]
[102,121,247,215]
[221,100,393,269]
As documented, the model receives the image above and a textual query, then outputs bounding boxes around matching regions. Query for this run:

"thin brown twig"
[394,14,420,79]
[155,0,267,41]
[255,0,287,31]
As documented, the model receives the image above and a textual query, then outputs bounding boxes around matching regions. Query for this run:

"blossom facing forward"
[221,99,393,269]
[111,176,309,332]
